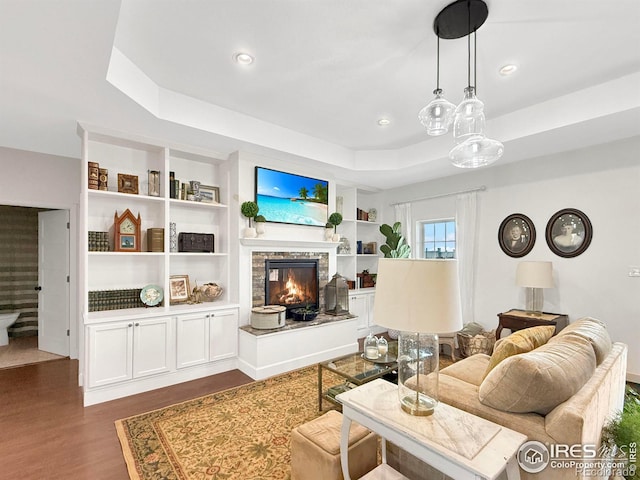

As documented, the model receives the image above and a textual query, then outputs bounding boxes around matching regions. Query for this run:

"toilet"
[0,312,19,346]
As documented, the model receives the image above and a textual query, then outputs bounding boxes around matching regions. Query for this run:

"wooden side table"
[496,309,568,340]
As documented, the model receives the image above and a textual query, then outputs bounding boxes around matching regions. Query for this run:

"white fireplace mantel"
[240,238,339,249]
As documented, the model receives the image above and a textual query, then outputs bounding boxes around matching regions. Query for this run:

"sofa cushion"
[441,353,490,387]
[479,333,596,415]
[551,317,611,365]
[483,325,556,379]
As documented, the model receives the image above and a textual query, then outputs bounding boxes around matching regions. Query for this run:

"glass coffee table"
[318,342,397,411]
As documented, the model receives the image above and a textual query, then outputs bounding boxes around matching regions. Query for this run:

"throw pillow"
[483,325,556,379]
[479,334,596,415]
[550,317,611,365]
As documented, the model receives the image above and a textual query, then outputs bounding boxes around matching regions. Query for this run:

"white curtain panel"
[455,192,478,324]
[394,203,413,258]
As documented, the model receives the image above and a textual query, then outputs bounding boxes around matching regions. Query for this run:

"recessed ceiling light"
[378,118,391,126]
[499,64,518,76]
[234,52,254,65]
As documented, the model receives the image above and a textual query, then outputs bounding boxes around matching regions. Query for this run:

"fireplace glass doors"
[265,259,319,317]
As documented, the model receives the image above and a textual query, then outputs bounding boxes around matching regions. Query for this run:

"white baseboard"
[627,371,640,384]
[237,343,358,380]
[83,358,236,406]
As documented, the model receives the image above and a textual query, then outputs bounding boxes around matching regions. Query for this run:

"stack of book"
[326,382,356,401]
[88,288,145,312]
[88,162,99,190]
[147,228,164,252]
[169,172,199,200]
[98,168,108,190]
[88,231,109,251]
[356,208,369,221]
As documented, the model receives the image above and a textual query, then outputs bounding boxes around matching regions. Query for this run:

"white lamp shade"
[516,261,554,288]
[373,258,462,333]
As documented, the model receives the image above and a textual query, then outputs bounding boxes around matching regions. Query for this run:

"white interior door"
[38,210,70,356]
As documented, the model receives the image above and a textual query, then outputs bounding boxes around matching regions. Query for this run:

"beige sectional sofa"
[388,317,628,480]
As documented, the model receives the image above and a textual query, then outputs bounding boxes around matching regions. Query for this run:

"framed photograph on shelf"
[498,213,536,258]
[199,184,220,204]
[363,242,377,254]
[545,208,592,258]
[117,174,139,195]
[169,275,191,304]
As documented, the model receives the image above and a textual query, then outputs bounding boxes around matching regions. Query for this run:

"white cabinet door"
[209,309,239,362]
[176,312,210,369]
[133,317,173,378]
[350,294,369,333]
[367,293,376,327]
[87,322,133,388]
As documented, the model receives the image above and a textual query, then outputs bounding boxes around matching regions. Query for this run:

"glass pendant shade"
[450,86,503,168]
[449,135,504,168]
[418,89,456,136]
[452,87,485,143]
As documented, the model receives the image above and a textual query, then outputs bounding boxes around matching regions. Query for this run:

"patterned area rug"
[116,366,340,480]
[116,358,455,480]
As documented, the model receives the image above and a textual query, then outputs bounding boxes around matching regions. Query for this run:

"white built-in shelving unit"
[78,124,239,405]
[334,185,385,335]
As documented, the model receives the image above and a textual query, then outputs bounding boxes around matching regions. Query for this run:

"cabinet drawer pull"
[135,322,140,326]
[128,323,133,327]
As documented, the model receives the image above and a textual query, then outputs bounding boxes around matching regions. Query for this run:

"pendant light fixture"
[425,0,504,168]
[418,36,456,136]
[449,30,504,168]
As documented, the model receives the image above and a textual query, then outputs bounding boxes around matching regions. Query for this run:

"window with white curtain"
[418,219,456,259]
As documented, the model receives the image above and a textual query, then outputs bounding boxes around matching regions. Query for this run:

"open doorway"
[0,205,70,369]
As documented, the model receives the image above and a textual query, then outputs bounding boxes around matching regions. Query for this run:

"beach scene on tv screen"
[256,168,328,226]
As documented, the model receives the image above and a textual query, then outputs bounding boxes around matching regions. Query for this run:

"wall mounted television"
[255,166,328,227]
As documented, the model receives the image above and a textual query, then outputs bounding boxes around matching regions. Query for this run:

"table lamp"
[373,258,462,416]
[516,261,554,315]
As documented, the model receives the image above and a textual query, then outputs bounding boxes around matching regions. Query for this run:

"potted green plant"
[241,201,259,238]
[328,212,343,242]
[254,214,266,237]
[379,221,411,258]
[324,221,334,240]
[291,303,319,322]
[601,386,640,480]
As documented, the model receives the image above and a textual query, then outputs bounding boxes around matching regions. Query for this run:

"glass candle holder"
[364,334,379,360]
[377,337,388,356]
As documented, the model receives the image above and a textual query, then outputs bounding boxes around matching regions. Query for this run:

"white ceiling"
[1,0,639,190]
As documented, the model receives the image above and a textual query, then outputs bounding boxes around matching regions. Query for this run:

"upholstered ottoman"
[291,410,378,480]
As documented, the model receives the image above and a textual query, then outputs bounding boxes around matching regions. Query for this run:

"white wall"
[0,146,81,360]
[380,136,640,380]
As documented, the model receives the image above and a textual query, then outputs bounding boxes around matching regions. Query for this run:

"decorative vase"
[325,228,334,241]
[169,222,178,252]
[256,222,265,237]
[244,227,257,238]
[332,233,341,242]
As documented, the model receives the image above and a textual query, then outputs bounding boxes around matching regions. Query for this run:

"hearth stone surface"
[240,312,355,336]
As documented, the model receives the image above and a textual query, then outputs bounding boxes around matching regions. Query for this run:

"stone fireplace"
[252,252,329,314]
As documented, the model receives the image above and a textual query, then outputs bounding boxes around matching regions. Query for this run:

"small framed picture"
[119,235,136,250]
[363,242,377,254]
[545,208,592,258]
[117,174,139,195]
[498,213,536,258]
[199,184,220,204]
[169,275,191,304]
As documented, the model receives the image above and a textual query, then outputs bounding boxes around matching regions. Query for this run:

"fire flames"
[273,271,311,305]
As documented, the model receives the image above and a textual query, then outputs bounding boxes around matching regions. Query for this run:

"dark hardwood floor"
[0,359,253,480]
